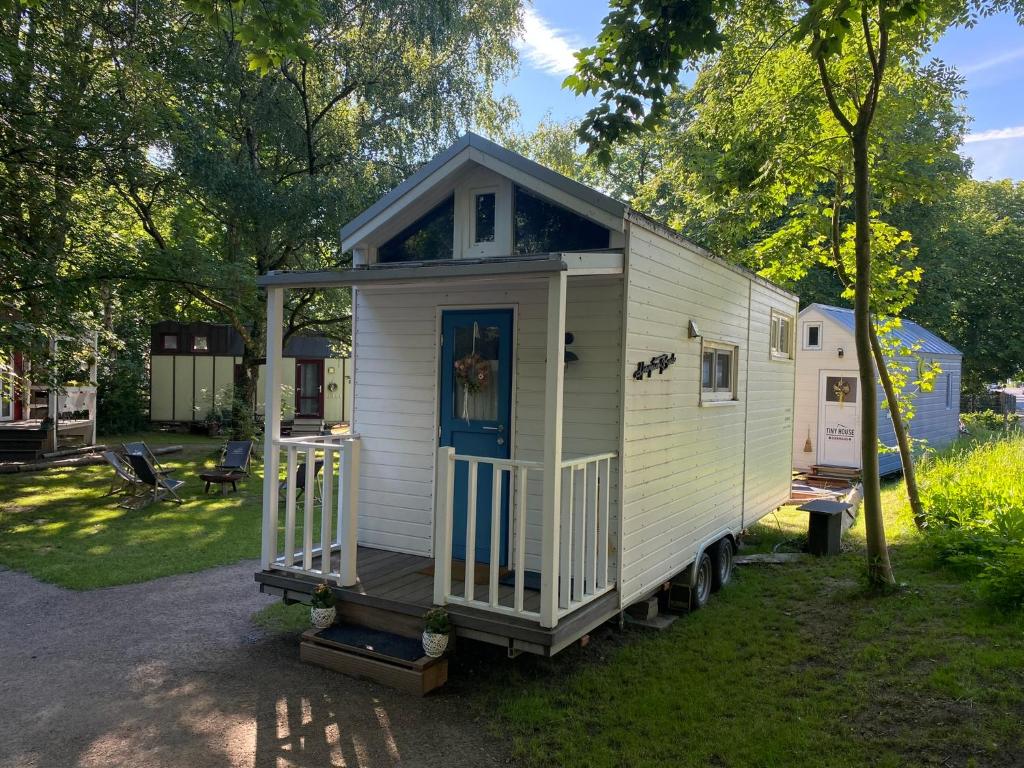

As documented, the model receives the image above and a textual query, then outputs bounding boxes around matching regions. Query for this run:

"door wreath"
[454,352,491,394]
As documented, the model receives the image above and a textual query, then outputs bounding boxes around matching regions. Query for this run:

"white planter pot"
[310,606,336,629]
[422,631,449,658]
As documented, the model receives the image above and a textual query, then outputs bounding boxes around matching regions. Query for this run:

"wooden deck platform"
[255,546,620,657]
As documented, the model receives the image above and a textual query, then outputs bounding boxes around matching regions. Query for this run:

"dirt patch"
[0,562,508,768]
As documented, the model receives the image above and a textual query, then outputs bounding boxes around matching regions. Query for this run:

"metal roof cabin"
[255,133,799,657]
[793,303,963,477]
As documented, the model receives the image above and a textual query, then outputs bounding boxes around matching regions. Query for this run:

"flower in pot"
[422,607,451,658]
[310,582,337,629]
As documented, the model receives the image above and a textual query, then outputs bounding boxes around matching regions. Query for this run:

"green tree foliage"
[1,0,521,434]
[567,0,1023,585]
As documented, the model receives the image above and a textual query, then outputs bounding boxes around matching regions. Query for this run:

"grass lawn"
[463,487,1024,768]
[0,433,265,589]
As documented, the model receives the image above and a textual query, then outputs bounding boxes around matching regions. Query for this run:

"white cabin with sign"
[255,133,798,657]
[793,303,962,477]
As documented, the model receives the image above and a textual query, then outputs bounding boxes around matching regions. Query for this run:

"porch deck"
[255,546,620,657]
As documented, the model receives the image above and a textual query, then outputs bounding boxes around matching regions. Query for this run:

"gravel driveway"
[0,562,507,768]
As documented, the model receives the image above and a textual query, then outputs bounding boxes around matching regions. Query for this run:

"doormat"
[498,569,542,591]
[419,561,508,582]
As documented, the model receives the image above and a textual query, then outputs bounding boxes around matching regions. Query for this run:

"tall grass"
[918,435,1024,609]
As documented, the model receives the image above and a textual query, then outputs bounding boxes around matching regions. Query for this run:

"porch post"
[540,270,567,628]
[260,286,284,570]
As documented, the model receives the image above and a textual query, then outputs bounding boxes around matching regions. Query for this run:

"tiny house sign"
[633,353,677,380]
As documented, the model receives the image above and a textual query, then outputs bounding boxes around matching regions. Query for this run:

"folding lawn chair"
[122,441,168,477]
[127,452,186,507]
[279,459,324,503]
[101,451,143,498]
[217,440,254,476]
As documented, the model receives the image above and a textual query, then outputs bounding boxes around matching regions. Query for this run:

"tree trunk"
[868,324,927,530]
[852,129,895,586]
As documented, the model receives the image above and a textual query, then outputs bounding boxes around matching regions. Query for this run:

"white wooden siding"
[351,278,623,564]
[619,225,797,605]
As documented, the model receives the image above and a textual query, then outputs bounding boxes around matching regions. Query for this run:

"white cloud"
[517,7,580,76]
[964,125,1024,144]
[960,47,1024,75]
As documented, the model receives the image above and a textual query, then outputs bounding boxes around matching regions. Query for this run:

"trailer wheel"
[710,537,734,591]
[691,552,713,610]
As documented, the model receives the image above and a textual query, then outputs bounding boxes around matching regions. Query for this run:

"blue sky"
[499,2,1024,180]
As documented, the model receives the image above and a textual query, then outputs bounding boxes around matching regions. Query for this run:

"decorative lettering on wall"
[633,353,677,380]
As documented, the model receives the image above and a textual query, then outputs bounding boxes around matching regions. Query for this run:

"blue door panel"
[439,309,513,565]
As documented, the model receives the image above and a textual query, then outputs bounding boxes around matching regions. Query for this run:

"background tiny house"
[149,321,352,426]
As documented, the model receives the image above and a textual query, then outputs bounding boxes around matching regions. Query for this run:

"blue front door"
[439,309,513,565]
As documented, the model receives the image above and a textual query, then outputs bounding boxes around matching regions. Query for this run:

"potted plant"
[310,582,337,628]
[422,607,451,658]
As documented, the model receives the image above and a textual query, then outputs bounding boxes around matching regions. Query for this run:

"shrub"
[919,436,1024,610]
[960,409,1020,432]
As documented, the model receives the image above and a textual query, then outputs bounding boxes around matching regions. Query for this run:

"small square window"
[162,334,178,351]
[701,343,737,402]
[474,192,496,243]
[804,322,822,350]
[771,312,794,359]
[192,336,208,352]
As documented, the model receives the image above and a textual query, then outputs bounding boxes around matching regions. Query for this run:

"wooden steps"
[300,623,448,695]
[0,426,48,460]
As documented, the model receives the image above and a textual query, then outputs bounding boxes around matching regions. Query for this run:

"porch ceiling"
[256,252,622,290]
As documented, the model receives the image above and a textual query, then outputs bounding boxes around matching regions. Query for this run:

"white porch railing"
[262,433,361,586]
[434,447,617,628]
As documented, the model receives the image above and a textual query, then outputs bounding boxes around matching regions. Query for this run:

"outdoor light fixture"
[837,347,845,358]
[564,332,579,363]
[687,320,701,339]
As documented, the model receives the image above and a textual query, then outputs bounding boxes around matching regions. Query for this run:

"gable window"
[701,343,737,403]
[192,336,209,352]
[377,195,454,263]
[513,186,610,255]
[161,334,178,352]
[770,311,793,358]
[803,321,822,350]
[473,192,496,243]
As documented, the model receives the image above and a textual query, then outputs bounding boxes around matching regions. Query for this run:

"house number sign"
[633,353,677,380]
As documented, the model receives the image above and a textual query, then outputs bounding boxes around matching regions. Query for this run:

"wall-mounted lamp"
[837,347,845,358]
[687,320,701,339]
[564,332,579,363]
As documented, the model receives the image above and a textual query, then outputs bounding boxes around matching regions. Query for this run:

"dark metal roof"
[283,335,336,358]
[256,254,567,289]
[810,304,962,356]
[339,132,628,244]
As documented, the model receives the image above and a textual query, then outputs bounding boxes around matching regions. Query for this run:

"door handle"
[482,425,505,432]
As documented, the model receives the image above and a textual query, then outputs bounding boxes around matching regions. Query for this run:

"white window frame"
[770,311,794,359]
[945,373,953,410]
[701,342,738,404]
[803,321,823,351]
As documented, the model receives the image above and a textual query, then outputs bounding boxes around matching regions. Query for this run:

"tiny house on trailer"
[793,303,962,477]
[149,321,352,425]
[255,133,798,658]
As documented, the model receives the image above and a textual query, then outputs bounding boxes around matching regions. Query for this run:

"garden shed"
[792,303,962,477]
[254,133,798,656]
[149,321,351,425]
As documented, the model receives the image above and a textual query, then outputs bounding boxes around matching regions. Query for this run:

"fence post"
[337,438,360,587]
[433,446,455,605]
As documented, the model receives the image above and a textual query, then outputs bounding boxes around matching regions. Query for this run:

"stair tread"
[304,623,435,669]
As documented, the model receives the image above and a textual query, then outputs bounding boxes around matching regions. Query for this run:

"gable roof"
[806,304,961,356]
[332,131,797,300]
[339,132,627,247]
